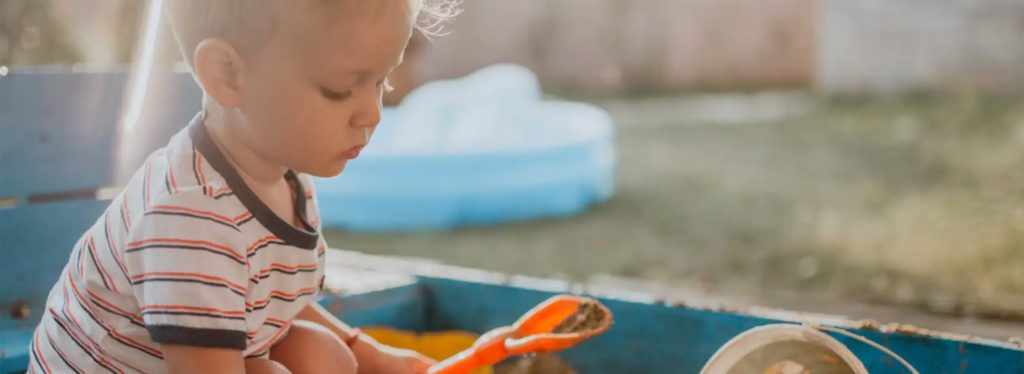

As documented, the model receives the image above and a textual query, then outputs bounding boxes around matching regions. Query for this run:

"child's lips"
[341,145,364,159]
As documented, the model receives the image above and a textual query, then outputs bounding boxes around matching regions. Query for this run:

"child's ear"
[192,39,246,109]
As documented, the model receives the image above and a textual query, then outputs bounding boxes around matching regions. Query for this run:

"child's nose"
[350,94,381,129]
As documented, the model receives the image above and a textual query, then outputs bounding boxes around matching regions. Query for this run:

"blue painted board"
[0,72,125,197]
[0,199,110,331]
[3,276,1022,373]
[0,328,32,374]
[321,283,428,332]
[0,71,201,198]
[418,277,1024,374]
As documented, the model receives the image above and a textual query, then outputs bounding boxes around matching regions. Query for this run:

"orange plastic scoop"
[428,295,613,374]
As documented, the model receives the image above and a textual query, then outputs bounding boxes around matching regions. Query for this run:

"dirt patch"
[552,301,607,334]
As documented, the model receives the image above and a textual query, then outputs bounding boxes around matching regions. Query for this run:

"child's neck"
[202,106,288,187]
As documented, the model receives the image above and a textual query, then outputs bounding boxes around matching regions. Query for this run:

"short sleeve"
[123,190,249,350]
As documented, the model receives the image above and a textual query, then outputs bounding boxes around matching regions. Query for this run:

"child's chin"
[305,160,348,178]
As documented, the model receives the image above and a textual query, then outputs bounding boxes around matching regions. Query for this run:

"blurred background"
[2,0,1023,339]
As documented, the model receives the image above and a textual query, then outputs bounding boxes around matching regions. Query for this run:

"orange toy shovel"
[428,295,613,374]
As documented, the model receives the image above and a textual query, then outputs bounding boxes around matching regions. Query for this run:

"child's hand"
[359,344,436,374]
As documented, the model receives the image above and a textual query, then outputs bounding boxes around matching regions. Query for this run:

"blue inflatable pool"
[314,65,616,231]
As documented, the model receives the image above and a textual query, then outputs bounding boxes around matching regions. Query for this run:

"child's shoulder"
[124,130,248,237]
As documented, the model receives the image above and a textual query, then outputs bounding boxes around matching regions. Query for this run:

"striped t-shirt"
[28,114,328,373]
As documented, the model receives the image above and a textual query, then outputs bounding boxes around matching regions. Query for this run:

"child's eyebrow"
[326,53,405,82]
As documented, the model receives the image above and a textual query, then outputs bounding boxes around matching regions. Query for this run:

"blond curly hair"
[164,0,460,67]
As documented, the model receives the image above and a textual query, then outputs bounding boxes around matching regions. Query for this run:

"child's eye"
[320,86,352,101]
[378,78,394,94]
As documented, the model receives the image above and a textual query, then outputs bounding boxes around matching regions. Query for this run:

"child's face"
[237,0,412,177]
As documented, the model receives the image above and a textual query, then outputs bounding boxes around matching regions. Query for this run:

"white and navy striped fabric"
[28,114,328,373]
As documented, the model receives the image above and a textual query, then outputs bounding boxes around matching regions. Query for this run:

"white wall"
[412,0,816,92]
[817,0,1024,93]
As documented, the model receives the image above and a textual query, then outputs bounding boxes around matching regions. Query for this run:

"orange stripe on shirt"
[265,317,289,325]
[120,193,132,231]
[59,286,133,373]
[87,236,118,292]
[234,211,253,224]
[45,332,84,373]
[31,333,53,373]
[76,241,86,279]
[149,205,238,227]
[85,289,144,325]
[258,263,318,273]
[127,238,244,261]
[246,287,319,309]
[194,149,211,197]
[166,147,179,193]
[143,157,153,210]
[250,263,318,283]
[131,272,246,293]
[67,274,162,358]
[213,186,232,197]
[269,287,319,299]
[103,214,130,283]
[247,236,282,254]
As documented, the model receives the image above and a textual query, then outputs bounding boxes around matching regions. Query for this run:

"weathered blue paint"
[0,72,125,197]
[0,199,109,331]
[0,329,32,374]
[414,277,1024,374]
[320,283,428,332]
[0,71,200,198]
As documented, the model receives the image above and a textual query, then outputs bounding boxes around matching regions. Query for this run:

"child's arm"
[162,344,245,374]
[297,303,435,374]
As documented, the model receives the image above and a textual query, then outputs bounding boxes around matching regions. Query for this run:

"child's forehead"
[285,0,413,37]
[281,0,413,70]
